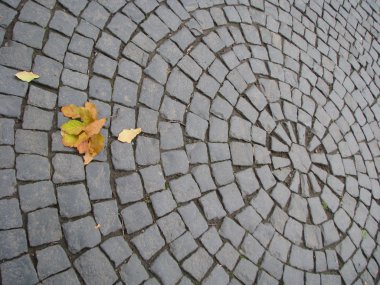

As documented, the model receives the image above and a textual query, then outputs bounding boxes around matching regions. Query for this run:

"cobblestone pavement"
[0,0,380,284]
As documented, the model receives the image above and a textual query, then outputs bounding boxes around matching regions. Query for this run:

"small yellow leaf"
[118,128,142,143]
[95,224,101,229]
[83,152,95,165]
[15,71,39,82]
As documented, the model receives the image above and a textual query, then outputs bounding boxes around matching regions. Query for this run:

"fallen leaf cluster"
[60,102,106,165]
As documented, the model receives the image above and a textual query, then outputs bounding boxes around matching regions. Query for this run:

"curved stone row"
[0,0,379,284]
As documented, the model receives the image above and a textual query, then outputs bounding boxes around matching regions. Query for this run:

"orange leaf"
[84,118,106,137]
[61,105,81,119]
[77,141,89,154]
[84,102,98,121]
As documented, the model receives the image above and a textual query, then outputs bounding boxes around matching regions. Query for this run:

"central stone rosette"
[289,144,312,173]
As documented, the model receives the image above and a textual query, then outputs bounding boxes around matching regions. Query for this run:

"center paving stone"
[0,0,380,284]
[289,144,312,173]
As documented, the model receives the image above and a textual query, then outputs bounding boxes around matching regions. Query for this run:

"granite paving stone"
[0,255,39,285]
[100,236,132,267]
[131,224,165,260]
[27,207,62,246]
[0,229,27,260]
[121,202,153,234]
[36,245,70,280]
[93,200,122,236]
[74,247,118,285]
[62,216,101,253]
[150,250,182,285]
[119,254,148,285]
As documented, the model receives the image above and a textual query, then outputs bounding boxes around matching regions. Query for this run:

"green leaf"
[61,120,85,135]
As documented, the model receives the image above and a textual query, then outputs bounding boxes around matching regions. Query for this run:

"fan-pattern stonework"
[0,0,379,284]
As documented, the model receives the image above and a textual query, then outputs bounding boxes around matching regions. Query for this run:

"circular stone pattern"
[0,0,379,284]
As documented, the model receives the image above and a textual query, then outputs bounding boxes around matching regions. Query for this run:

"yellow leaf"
[61,120,85,135]
[84,118,106,137]
[15,71,39,82]
[79,108,94,125]
[118,128,142,143]
[62,133,78,147]
[84,102,98,121]
[88,133,104,155]
[61,105,81,119]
